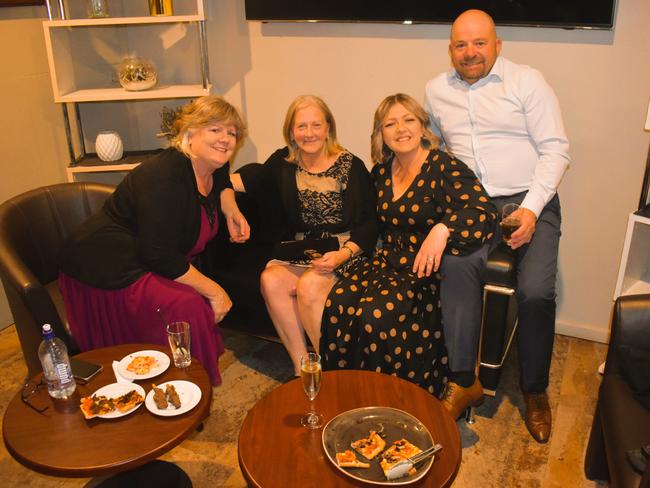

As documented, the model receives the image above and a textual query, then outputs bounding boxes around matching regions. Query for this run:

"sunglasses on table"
[21,378,49,414]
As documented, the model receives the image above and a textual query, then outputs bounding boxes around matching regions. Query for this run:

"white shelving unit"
[614,212,650,298]
[42,0,210,181]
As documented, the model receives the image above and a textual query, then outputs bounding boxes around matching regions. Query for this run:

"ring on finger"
[427,256,434,263]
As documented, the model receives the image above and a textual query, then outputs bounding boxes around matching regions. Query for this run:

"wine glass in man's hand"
[500,203,522,243]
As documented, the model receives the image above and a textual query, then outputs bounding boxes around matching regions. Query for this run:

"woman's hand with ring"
[413,223,449,278]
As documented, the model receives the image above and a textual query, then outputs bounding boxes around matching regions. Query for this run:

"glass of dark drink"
[500,203,521,243]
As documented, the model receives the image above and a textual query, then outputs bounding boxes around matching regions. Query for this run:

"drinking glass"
[300,352,324,429]
[167,321,191,368]
[500,203,521,243]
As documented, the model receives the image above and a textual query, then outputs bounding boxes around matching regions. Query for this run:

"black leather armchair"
[585,293,650,487]
[0,182,115,377]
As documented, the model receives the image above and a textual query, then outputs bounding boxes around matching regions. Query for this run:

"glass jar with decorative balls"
[86,0,109,18]
[117,57,158,91]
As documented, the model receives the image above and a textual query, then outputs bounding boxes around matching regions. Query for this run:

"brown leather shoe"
[441,377,484,420]
[524,392,552,443]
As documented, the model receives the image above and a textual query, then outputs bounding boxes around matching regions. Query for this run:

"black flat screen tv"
[244,1,616,30]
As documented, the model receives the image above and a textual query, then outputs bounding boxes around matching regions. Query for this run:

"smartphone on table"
[70,357,103,383]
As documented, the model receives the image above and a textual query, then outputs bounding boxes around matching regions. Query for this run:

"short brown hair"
[282,95,344,163]
[170,96,247,157]
[370,93,439,165]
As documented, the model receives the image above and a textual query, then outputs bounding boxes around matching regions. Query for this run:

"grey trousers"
[440,193,561,393]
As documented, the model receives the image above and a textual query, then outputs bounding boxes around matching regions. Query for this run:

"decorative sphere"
[118,57,157,91]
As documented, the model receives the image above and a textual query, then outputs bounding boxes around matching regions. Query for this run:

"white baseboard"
[555,319,610,344]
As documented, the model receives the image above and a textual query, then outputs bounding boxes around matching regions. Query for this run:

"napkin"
[112,360,133,383]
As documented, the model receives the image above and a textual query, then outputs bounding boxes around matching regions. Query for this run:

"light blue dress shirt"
[424,56,570,217]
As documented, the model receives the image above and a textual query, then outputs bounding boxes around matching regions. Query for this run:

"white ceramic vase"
[95,131,124,162]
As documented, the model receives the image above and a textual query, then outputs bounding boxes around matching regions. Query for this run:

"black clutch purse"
[271,237,339,262]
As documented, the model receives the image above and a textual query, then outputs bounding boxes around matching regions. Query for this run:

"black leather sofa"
[207,170,522,396]
[585,293,650,488]
[204,186,280,342]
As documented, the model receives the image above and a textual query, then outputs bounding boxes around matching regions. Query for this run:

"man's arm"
[518,68,571,218]
[509,69,570,249]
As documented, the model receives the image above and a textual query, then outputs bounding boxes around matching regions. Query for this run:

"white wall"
[206,0,650,342]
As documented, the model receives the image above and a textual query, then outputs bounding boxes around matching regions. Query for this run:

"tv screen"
[245,0,616,30]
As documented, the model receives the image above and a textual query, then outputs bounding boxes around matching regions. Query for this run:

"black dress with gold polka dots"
[320,150,496,396]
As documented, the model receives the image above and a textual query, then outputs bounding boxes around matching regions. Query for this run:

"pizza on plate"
[80,389,144,419]
[379,439,422,479]
[126,355,158,375]
[351,430,386,460]
[335,449,370,468]
[79,395,115,419]
[113,389,144,413]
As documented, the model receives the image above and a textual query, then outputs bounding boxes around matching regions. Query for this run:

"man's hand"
[508,207,536,249]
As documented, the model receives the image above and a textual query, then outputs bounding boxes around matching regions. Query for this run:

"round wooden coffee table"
[238,370,461,487]
[3,343,211,477]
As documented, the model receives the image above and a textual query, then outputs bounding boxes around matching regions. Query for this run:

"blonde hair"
[170,96,247,158]
[282,95,344,163]
[370,93,439,165]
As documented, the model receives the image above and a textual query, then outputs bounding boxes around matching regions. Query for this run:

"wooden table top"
[238,370,461,488]
[2,343,211,477]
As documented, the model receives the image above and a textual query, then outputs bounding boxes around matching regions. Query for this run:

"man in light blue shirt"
[424,9,570,443]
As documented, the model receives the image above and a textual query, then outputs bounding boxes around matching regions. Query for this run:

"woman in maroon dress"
[58,96,249,385]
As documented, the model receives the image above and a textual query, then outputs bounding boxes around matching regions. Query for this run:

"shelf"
[55,84,210,103]
[66,150,163,181]
[44,15,203,27]
[619,280,650,297]
[614,212,650,299]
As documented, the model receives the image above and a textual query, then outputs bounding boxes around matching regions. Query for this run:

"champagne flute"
[300,352,324,429]
[500,203,522,243]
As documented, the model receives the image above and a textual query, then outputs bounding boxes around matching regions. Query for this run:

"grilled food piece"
[166,384,181,409]
[152,384,168,409]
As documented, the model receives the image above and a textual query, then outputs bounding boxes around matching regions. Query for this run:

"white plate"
[89,382,146,419]
[117,350,170,380]
[144,380,202,417]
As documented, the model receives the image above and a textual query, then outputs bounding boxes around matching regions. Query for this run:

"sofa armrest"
[605,293,650,375]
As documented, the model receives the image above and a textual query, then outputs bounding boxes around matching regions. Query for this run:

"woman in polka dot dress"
[320,94,496,395]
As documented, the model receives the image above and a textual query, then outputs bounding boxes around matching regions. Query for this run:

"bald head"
[449,9,502,84]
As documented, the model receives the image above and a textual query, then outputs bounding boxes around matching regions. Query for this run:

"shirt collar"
[448,56,504,87]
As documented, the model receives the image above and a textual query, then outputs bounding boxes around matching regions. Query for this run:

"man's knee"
[440,246,488,284]
[517,278,555,307]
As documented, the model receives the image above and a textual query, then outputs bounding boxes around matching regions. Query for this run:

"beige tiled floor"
[0,325,608,487]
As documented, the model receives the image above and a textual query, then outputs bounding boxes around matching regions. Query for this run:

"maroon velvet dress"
[59,207,224,385]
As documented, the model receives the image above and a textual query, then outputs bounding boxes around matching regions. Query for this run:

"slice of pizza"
[335,449,371,468]
[80,395,115,419]
[113,389,144,413]
[379,439,422,479]
[351,430,386,460]
[126,356,158,375]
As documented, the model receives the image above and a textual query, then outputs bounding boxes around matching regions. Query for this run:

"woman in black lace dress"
[320,94,496,395]
[230,95,377,376]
